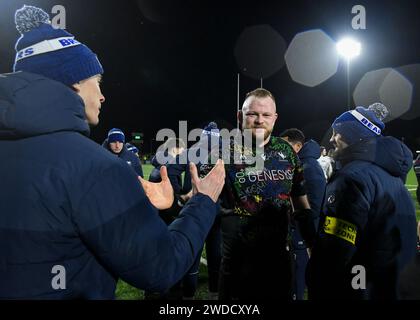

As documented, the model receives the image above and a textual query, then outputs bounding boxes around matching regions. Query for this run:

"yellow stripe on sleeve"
[323,216,357,245]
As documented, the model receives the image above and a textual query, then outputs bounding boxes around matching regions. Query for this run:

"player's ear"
[71,82,81,93]
[237,110,243,127]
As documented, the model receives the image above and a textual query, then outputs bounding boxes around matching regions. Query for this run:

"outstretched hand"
[139,166,174,210]
[189,159,225,203]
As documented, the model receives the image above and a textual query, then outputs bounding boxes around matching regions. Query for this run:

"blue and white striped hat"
[13,5,103,86]
[126,143,139,154]
[332,103,389,145]
[107,128,125,143]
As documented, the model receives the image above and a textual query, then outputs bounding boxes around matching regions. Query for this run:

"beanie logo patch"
[349,110,381,135]
[201,129,220,137]
[15,37,81,62]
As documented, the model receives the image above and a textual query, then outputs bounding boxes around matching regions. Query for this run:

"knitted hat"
[107,128,125,143]
[13,5,103,86]
[199,121,223,157]
[201,122,220,139]
[126,143,139,154]
[332,103,389,145]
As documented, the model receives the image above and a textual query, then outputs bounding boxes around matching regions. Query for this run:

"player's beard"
[330,143,348,160]
[242,123,273,148]
[251,125,272,141]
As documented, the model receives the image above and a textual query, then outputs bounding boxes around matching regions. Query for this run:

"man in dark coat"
[307,103,417,300]
[0,5,225,299]
[281,128,326,300]
[102,128,144,177]
[149,125,222,299]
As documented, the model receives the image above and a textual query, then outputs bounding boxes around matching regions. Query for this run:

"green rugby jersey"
[201,136,306,217]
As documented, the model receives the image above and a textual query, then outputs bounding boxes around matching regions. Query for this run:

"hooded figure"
[307,103,417,300]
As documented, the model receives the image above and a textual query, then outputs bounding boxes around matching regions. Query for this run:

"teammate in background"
[280,128,326,300]
[126,142,140,158]
[317,146,334,181]
[149,138,185,184]
[150,125,222,300]
[102,128,144,177]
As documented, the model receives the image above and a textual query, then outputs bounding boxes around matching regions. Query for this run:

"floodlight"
[336,38,361,60]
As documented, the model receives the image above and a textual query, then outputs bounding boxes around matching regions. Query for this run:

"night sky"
[1,0,420,153]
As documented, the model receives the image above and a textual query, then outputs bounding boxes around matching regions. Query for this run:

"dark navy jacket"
[0,72,218,299]
[399,248,420,299]
[149,152,164,183]
[291,139,326,250]
[152,146,209,194]
[149,151,179,186]
[149,151,186,224]
[298,139,326,229]
[307,136,417,300]
[102,140,143,177]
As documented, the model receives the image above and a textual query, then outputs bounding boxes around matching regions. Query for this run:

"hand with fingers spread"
[189,159,225,203]
[139,166,174,210]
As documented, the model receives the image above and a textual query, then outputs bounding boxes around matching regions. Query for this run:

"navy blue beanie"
[332,103,389,145]
[126,143,139,154]
[199,121,223,155]
[201,122,220,139]
[13,5,103,86]
[108,128,125,143]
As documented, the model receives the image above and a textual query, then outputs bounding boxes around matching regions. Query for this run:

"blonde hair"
[243,88,276,110]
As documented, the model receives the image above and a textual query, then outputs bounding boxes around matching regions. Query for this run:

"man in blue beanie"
[13,5,105,126]
[102,128,144,177]
[0,5,225,299]
[307,103,417,299]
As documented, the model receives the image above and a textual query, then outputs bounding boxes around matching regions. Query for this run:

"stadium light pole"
[336,38,361,110]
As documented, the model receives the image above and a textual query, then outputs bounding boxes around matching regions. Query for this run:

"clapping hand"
[189,159,225,203]
[139,166,174,210]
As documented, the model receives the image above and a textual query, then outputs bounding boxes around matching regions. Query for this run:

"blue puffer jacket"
[156,146,208,195]
[149,151,177,184]
[291,140,326,250]
[0,72,218,299]
[298,139,326,228]
[102,140,144,177]
[307,136,417,300]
